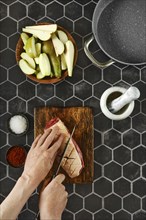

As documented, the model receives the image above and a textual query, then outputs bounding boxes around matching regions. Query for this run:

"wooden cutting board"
[34,107,94,183]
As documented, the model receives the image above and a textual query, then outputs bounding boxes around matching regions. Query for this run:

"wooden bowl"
[16,23,78,84]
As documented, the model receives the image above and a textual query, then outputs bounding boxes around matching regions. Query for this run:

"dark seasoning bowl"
[6,145,27,168]
[8,113,29,136]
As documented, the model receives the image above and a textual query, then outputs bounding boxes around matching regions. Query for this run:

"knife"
[53,125,76,177]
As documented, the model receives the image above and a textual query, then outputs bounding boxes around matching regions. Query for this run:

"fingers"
[42,126,60,150]
[54,174,65,184]
[48,134,64,157]
[31,134,42,148]
[36,128,52,148]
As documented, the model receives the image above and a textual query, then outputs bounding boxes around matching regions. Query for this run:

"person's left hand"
[22,126,64,187]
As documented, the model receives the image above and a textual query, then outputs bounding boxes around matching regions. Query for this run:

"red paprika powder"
[6,146,27,167]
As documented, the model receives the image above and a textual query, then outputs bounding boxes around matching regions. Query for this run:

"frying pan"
[84,0,146,68]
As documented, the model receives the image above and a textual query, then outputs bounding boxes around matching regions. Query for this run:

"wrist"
[40,212,61,220]
[20,172,39,190]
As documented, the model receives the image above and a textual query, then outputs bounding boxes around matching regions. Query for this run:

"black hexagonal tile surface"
[0,1,146,219]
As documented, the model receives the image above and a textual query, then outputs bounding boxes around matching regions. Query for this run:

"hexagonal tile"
[84,2,96,20]
[104,194,121,213]
[114,146,131,165]
[123,194,140,213]
[142,100,146,114]
[37,84,54,101]
[94,209,112,220]
[95,145,112,165]
[135,81,146,101]
[28,97,45,115]
[94,130,101,147]
[8,97,26,113]
[142,132,146,146]
[122,66,140,84]
[10,2,26,20]
[133,211,146,220]
[94,114,112,132]
[114,178,131,197]
[46,97,64,106]
[62,210,73,220]
[18,17,35,33]
[66,194,83,213]
[0,162,7,179]
[8,166,23,181]
[104,161,121,181]
[0,113,11,132]
[94,163,102,180]
[0,65,7,83]
[46,2,63,20]
[1,0,17,4]
[9,65,26,84]
[0,194,5,204]
[130,100,141,117]
[0,81,16,100]
[56,81,73,101]
[133,178,146,197]
[0,98,7,116]
[65,2,82,20]
[65,97,83,106]
[75,81,92,100]
[0,34,7,51]
[141,68,146,82]
[85,194,102,212]
[142,197,146,211]
[114,210,131,220]
[64,183,73,195]
[103,65,121,84]
[8,133,26,146]
[84,97,100,116]
[142,165,146,179]
[132,114,146,133]
[94,81,110,99]
[94,177,112,197]
[133,146,146,165]
[9,33,20,51]
[123,129,140,149]
[28,193,39,213]
[113,117,131,133]
[18,81,35,100]
[84,64,102,84]
[123,162,140,181]
[71,33,82,50]
[77,49,91,68]
[28,2,45,20]
[75,0,92,5]
[75,210,92,220]
[57,17,73,33]
[0,177,15,196]
[0,17,17,36]
[104,129,121,149]
[0,49,15,68]
[65,66,83,84]
[75,184,92,197]
[0,145,10,164]
[18,210,35,219]
[75,18,91,36]
[0,2,7,19]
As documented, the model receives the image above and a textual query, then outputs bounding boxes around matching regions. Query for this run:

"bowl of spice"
[8,113,29,136]
[6,145,27,168]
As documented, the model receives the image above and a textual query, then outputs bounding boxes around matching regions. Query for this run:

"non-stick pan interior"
[94,0,146,65]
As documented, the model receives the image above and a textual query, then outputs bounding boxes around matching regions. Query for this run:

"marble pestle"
[108,87,140,114]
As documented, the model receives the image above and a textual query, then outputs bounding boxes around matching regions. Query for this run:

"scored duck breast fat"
[45,118,84,178]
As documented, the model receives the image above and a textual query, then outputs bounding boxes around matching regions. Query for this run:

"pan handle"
[84,35,115,68]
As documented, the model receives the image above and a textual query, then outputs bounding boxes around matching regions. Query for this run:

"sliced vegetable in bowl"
[16,23,78,84]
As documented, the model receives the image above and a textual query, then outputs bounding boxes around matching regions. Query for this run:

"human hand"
[39,174,68,220]
[22,126,64,187]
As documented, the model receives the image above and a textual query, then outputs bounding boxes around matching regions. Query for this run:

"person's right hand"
[39,174,68,220]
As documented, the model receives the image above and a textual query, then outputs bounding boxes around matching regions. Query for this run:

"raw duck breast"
[45,118,84,178]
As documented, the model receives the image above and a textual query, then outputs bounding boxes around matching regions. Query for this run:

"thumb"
[53,174,65,184]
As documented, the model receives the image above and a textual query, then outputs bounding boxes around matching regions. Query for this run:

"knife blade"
[53,125,76,177]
